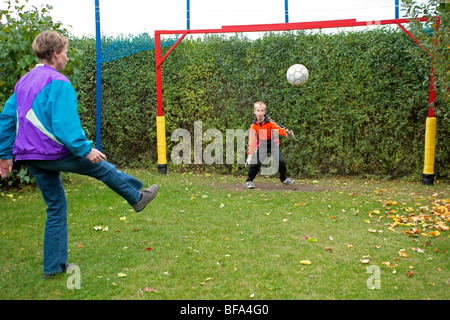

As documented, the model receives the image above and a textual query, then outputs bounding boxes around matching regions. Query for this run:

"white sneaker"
[244,181,255,189]
[282,178,295,185]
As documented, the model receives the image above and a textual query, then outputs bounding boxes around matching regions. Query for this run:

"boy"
[244,101,295,189]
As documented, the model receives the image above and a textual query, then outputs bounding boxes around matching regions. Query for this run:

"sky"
[9,0,412,38]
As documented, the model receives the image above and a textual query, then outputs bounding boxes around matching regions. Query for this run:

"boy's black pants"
[246,140,287,182]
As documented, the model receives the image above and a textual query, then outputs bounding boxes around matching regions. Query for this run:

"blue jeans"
[25,154,143,275]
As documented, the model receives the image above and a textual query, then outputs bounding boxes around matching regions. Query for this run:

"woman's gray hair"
[32,30,69,62]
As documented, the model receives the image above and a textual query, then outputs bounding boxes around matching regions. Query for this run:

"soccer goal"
[154,16,437,185]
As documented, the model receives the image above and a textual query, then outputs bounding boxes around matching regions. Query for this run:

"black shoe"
[43,263,77,279]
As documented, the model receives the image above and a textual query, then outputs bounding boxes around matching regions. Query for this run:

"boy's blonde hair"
[254,101,266,110]
[32,30,69,62]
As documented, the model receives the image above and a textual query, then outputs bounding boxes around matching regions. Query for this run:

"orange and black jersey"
[248,115,287,155]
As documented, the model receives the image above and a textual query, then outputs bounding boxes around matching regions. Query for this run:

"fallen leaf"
[94,225,108,231]
[299,260,312,265]
[143,286,158,293]
[360,259,370,264]
[145,247,153,251]
[117,273,127,278]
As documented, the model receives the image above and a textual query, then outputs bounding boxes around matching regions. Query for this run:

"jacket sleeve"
[247,125,257,155]
[50,81,93,157]
[269,119,287,137]
[0,94,17,159]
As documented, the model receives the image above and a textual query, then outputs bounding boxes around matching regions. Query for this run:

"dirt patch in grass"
[211,181,332,192]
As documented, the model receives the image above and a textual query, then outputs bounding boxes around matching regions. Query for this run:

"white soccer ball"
[286,64,309,87]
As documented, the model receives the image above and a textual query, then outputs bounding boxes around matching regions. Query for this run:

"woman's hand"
[0,159,13,179]
[86,148,107,163]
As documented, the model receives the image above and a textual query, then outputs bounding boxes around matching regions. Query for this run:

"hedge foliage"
[75,28,448,179]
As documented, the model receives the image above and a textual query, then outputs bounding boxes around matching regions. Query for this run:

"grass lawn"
[0,169,448,300]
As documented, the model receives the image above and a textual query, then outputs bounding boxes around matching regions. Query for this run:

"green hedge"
[75,28,448,179]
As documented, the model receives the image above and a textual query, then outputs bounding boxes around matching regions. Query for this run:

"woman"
[0,31,158,279]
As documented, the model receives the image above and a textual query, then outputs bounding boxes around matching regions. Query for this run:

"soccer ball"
[286,64,309,86]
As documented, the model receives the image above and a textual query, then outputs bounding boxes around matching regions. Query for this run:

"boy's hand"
[245,154,254,167]
[286,130,295,139]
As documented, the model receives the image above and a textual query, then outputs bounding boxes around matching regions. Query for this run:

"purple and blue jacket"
[0,64,92,161]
